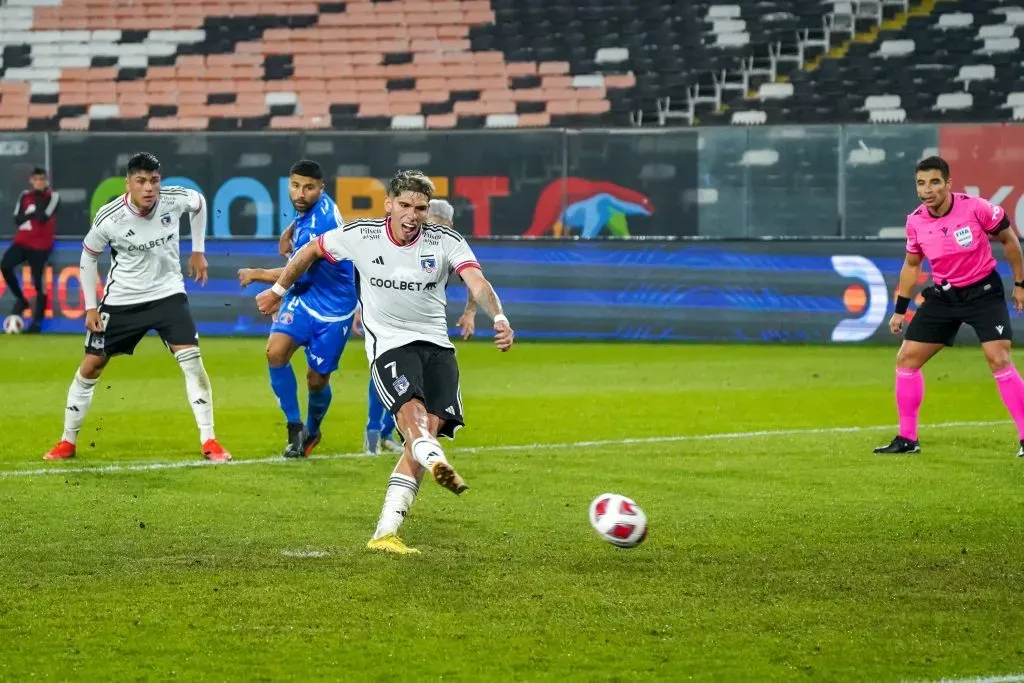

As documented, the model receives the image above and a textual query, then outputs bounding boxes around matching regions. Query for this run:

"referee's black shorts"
[905,269,1012,346]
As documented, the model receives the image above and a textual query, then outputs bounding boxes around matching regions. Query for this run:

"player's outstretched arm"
[255,240,324,315]
[996,227,1024,314]
[238,267,284,287]
[890,252,923,334]
[460,267,514,351]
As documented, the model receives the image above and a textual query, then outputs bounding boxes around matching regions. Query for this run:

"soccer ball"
[3,315,24,335]
[588,493,648,548]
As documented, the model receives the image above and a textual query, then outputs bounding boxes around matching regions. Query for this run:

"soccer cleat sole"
[202,450,232,463]
[873,448,921,455]
[43,451,75,461]
[431,461,468,495]
[201,439,232,462]
[303,433,321,457]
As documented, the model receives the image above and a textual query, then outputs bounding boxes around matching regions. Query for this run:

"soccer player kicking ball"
[875,156,1024,456]
[358,198,477,455]
[44,153,230,461]
[238,160,357,458]
[256,170,514,554]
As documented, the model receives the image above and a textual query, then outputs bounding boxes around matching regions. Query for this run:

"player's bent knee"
[79,354,108,379]
[265,346,290,367]
[983,342,1013,372]
[306,369,330,392]
[896,343,930,370]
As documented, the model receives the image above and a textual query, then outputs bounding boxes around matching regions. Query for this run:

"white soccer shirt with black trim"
[317,216,480,363]
[83,187,204,306]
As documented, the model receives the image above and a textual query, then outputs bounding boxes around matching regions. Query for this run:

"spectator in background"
[3,167,59,333]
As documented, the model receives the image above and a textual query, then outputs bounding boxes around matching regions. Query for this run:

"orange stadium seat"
[0,0,649,131]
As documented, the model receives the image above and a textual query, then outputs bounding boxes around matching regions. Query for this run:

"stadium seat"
[1,0,1018,130]
[0,0,638,130]
[729,109,767,125]
[663,0,1021,126]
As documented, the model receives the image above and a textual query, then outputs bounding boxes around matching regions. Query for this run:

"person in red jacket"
[3,167,59,333]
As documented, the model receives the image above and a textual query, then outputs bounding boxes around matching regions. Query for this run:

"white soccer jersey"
[317,216,480,363]
[83,187,204,306]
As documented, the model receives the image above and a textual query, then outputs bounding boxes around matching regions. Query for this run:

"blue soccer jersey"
[290,193,357,321]
[270,193,357,375]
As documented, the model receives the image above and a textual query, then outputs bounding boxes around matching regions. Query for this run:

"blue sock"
[381,410,397,441]
[367,377,389,432]
[307,384,332,437]
[269,364,301,423]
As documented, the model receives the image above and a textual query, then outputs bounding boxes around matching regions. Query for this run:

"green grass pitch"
[1,335,1023,682]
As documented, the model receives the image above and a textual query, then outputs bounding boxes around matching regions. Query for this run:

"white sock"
[61,370,98,444]
[373,471,419,539]
[175,347,215,443]
[410,436,447,470]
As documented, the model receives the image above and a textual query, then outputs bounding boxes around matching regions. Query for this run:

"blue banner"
[1,238,1017,344]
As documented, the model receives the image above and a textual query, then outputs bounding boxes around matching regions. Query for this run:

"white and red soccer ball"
[588,493,648,548]
[3,315,24,335]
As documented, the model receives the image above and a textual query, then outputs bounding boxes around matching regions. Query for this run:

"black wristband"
[894,295,911,315]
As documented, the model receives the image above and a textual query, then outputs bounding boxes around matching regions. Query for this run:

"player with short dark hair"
[44,152,230,462]
[255,170,515,554]
[238,159,357,457]
[875,155,1024,456]
[3,167,59,333]
[358,197,476,455]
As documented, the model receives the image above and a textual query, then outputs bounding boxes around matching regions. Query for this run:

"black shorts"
[905,269,1012,346]
[85,293,199,357]
[371,341,464,439]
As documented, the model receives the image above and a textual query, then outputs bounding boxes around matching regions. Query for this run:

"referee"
[875,156,1024,457]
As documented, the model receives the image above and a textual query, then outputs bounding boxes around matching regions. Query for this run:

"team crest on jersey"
[393,375,410,396]
[954,226,973,247]
[160,214,173,226]
[420,256,437,274]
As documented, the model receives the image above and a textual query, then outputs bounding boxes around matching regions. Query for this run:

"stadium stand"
[678,0,1024,126]
[0,0,1020,131]
[0,0,637,131]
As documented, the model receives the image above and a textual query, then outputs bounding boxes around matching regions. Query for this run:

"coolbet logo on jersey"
[368,277,435,291]
[127,234,176,252]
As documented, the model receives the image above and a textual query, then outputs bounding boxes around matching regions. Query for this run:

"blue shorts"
[270,297,353,375]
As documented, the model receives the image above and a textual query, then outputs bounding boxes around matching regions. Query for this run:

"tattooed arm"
[459,267,514,351]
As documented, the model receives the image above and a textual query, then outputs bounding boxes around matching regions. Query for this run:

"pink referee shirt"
[905,193,1008,288]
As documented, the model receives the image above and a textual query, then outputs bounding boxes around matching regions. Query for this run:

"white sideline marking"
[907,674,1024,683]
[0,419,1009,480]
[281,550,330,558]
